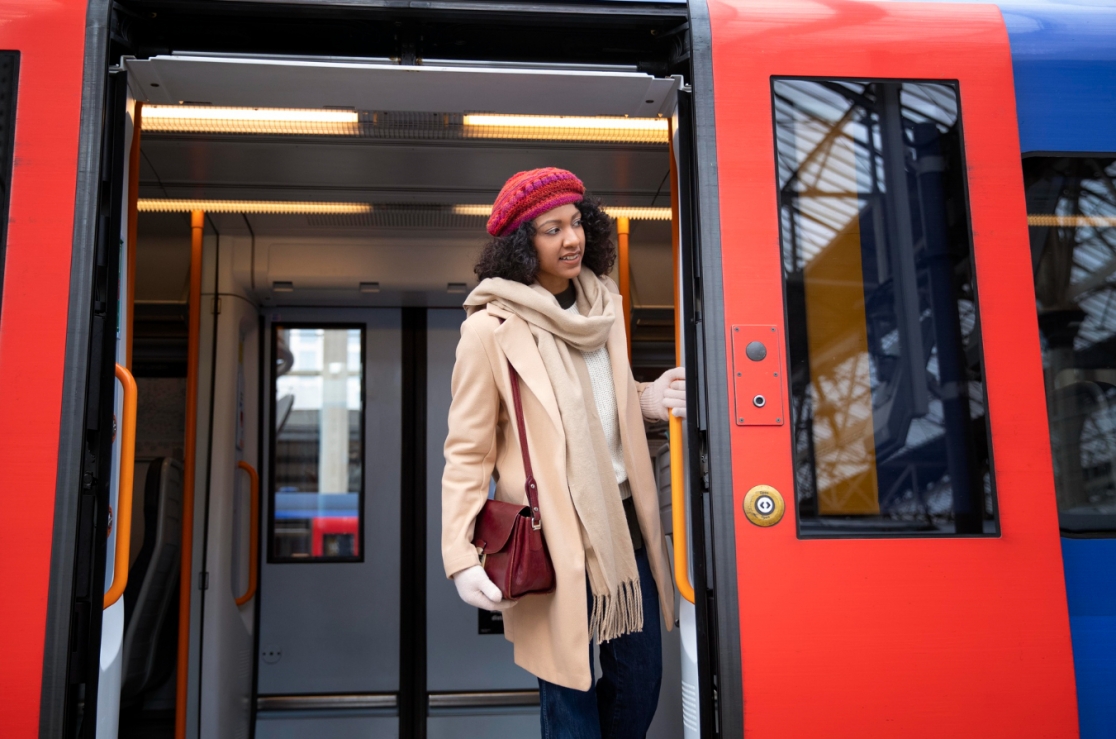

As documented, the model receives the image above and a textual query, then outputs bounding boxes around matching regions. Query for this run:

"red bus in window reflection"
[311,516,359,558]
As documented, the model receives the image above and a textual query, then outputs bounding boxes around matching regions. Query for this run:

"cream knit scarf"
[464,273,643,642]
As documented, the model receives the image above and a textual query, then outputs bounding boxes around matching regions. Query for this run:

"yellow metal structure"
[803,212,880,515]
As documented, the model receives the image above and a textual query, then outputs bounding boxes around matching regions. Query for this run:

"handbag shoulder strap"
[494,316,541,528]
[506,361,541,529]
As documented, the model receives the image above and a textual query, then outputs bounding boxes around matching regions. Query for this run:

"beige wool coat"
[441,287,675,691]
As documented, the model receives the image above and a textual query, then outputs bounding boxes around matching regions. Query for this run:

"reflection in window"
[1025,157,1116,534]
[271,326,364,561]
[774,79,995,536]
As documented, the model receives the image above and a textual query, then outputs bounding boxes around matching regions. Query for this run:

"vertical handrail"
[175,209,204,739]
[670,414,695,604]
[617,215,632,360]
[104,364,138,609]
[667,117,695,604]
[234,461,260,606]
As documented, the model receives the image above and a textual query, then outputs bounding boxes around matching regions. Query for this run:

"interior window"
[270,326,365,561]
[1025,157,1116,534]
[773,79,996,536]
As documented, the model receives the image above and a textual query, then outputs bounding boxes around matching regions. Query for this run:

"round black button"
[745,341,767,361]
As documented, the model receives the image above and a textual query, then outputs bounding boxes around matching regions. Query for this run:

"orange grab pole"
[667,118,695,604]
[104,364,138,609]
[175,210,204,739]
[670,414,694,604]
[234,461,260,607]
[617,216,632,361]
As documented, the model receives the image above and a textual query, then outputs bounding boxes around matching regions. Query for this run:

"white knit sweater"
[566,303,629,495]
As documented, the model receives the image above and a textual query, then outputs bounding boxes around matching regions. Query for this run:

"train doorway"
[112,54,701,739]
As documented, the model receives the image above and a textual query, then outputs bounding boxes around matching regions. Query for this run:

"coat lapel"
[490,305,564,435]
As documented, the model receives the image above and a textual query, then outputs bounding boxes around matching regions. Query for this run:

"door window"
[269,325,365,561]
[1025,157,1116,534]
[0,52,17,322]
[773,79,997,536]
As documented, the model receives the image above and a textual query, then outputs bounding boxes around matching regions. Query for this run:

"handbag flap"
[472,499,530,554]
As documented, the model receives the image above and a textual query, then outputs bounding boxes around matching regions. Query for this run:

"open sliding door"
[705,1,1078,735]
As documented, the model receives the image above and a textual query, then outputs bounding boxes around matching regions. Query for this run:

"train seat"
[121,457,184,701]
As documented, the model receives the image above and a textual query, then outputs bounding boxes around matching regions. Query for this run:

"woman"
[441,167,686,739]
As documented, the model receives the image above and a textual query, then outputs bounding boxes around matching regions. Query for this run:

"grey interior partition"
[256,308,403,739]
[425,309,542,736]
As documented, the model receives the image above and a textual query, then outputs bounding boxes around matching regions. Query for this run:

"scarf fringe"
[590,578,644,644]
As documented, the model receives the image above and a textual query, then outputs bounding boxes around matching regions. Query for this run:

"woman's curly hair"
[474,198,616,284]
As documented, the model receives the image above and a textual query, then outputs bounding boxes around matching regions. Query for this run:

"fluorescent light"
[145,106,358,123]
[451,204,493,217]
[452,204,671,221]
[142,105,359,135]
[137,199,672,220]
[605,207,672,221]
[463,114,668,143]
[140,106,667,142]
[137,199,373,214]
[1028,214,1116,228]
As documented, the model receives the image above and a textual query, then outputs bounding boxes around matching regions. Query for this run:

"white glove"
[452,565,515,611]
[641,366,686,421]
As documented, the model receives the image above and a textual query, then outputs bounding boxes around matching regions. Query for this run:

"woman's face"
[531,203,584,294]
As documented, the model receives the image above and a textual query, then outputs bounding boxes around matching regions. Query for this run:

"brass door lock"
[743,485,785,527]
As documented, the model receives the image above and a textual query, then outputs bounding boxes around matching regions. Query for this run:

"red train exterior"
[0,1,92,735]
[0,1,1087,737]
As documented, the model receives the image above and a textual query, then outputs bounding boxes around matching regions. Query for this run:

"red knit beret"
[486,167,586,237]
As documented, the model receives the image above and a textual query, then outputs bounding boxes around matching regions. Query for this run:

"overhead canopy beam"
[125,55,680,119]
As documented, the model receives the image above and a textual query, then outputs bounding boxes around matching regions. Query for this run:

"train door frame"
[38,1,749,737]
[40,0,130,732]
[677,3,742,734]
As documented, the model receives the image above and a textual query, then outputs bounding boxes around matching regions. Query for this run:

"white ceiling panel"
[125,55,679,118]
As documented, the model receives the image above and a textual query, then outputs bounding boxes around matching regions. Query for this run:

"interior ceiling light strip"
[137,199,373,214]
[604,207,672,221]
[1028,214,1116,228]
[451,204,494,217]
[138,200,671,220]
[142,105,360,135]
[140,105,667,143]
[463,114,668,143]
[453,204,671,220]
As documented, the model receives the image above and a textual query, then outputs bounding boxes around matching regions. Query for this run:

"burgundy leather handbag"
[471,360,556,600]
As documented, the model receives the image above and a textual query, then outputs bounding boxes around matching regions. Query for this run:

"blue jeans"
[538,547,662,739]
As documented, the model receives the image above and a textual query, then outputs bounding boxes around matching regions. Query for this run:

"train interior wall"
[117,57,686,739]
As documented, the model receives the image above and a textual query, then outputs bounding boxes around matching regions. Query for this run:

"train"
[0,0,1112,737]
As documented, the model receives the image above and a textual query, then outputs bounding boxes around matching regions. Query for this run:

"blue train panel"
[1061,538,1116,736]
[1001,2,1116,154]
[1001,3,1116,736]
